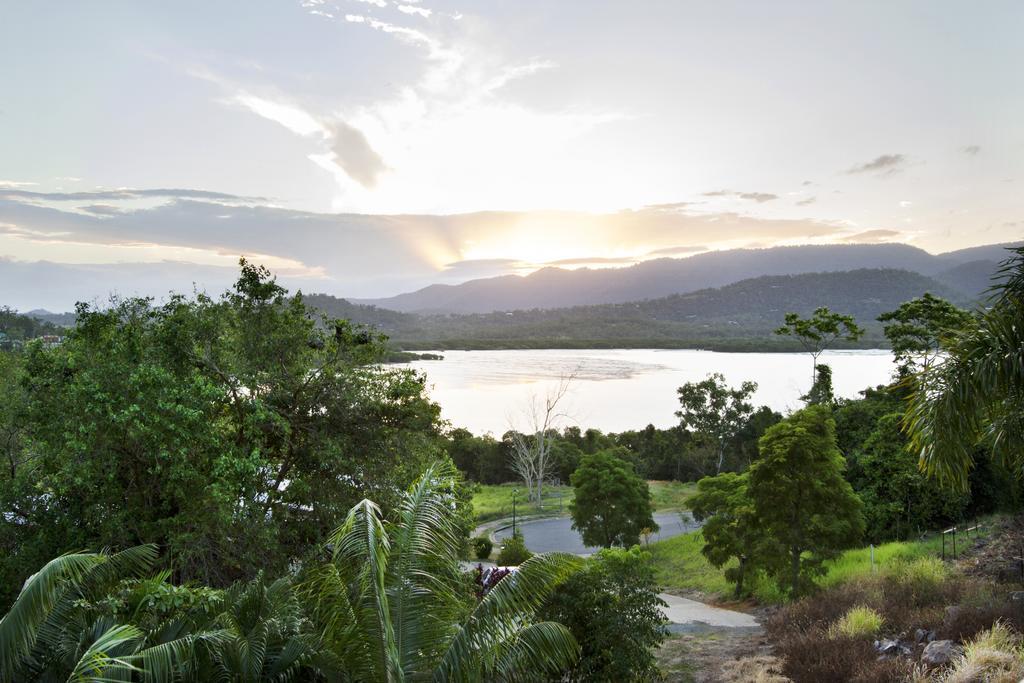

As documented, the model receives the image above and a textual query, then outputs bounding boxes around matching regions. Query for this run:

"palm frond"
[0,552,104,678]
[488,621,580,682]
[329,498,402,681]
[436,553,582,682]
[67,624,143,683]
[388,460,464,676]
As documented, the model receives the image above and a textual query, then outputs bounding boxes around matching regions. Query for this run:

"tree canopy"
[569,449,657,548]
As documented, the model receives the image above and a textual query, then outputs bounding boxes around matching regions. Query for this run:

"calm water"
[403,348,895,435]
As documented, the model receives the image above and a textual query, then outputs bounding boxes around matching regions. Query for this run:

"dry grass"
[941,622,1024,683]
[720,655,792,682]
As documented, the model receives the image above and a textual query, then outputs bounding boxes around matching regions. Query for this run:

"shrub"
[829,605,885,639]
[541,547,666,682]
[471,535,493,560]
[944,622,1024,683]
[496,533,532,566]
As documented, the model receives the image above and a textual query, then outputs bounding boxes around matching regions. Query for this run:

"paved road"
[493,511,697,554]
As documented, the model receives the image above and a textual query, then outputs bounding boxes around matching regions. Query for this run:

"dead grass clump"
[771,631,912,683]
[720,655,791,682]
[941,621,1024,683]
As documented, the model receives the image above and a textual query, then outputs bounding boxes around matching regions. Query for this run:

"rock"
[874,638,911,658]
[914,628,935,644]
[921,640,962,667]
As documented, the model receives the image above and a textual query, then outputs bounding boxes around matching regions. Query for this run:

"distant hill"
[312,268,970,350]
[25,309,78,327]
[1,307,65,341]
[352,242,1021,314]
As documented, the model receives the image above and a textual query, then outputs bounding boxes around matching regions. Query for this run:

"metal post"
[512,489,518,536]
[870,545,875,573]
[952,528,957,560]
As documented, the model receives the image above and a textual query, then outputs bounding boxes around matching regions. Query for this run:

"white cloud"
[397,4,430,17]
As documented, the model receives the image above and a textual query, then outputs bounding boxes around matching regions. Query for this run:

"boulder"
[921,640,962,668]
[914,628,936,644]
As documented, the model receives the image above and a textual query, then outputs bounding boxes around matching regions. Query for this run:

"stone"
[874,638,911,658]
[921,640,962,668]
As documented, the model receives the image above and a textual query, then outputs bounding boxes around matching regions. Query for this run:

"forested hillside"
[353,242,1018,313]
[312,268,970,350]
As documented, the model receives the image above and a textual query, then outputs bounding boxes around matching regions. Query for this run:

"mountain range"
[351,242,1020,314]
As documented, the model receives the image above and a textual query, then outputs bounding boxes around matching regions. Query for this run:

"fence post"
[870,544,875,573]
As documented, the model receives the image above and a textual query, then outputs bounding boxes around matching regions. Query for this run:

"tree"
[305,460,582,680]
[507,372,574,505]
[569,449,657,548]
[1,463,584,681]
[847,413,967,543]
[801,363,835,406]
[775,307,865,388]
[676,373,757,474]
[905,247,1024,489]
[748,406,864,595]
[2,260,447,604]
[687,472,764,598]
[540,547,667,682]
[878,292,973,375]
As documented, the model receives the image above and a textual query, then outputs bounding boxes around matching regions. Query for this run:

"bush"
[829,606,885,639]
[471,535,493,560]
[496,533,532,566]
[541,547,666,682]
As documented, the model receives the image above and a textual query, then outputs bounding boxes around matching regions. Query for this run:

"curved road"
[493,511,697,555]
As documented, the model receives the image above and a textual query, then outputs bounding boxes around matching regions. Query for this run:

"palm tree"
[905,246,1024,489]
[303,460,582,681]
[0,545,212,682]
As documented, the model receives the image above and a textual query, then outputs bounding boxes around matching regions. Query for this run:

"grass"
[471,480,697,523]
[648,480,697,511]
[649,518,997,604]
[828,606,884,638]
[470,483,573,523]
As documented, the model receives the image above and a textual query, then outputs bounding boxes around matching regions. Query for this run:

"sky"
[1,1,1022,310]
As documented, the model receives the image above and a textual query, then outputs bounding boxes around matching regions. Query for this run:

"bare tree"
[507,371,575,507]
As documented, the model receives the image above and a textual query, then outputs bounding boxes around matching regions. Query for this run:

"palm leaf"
[67,623,142,683]
[0,552,104,678]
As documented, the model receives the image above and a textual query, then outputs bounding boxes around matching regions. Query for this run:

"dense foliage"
[906,246,1024,489]
[0,261,449,607]
[570,449,657,548]
[541,547,667,682]
[0,464,584,682]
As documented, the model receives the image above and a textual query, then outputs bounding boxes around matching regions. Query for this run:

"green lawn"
[471,480,697,523]
[649,519,996,604]
[470,483,574,523]
[648,480,697,511]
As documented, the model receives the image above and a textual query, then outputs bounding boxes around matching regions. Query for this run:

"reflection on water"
[402,349,894,435]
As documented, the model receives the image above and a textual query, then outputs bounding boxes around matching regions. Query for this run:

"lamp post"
[511,488,518,536]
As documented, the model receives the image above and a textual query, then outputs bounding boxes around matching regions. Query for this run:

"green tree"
[1,463,583,682]
[540,547,667,682]
[2,261,446,604]
[569,449,658,548]
[878,292,973,375]
[304,460,582,680]
[676,373,757,474]
[687,472,763,598]
[748,406,864,595]
[775,307,865,388]
[801,363,835,406]
[905,247,1024,489]
[847,413,967,542]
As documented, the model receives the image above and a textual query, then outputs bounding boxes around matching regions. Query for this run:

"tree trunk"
[734,557,746,599]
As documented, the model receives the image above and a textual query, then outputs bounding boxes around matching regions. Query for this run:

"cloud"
[0,188,264,203]
[961,145,981,156]
[329,122,388,188]
[702,190,777,203]
[796,197,816,206]
[543,255,638,266]
[845,154,907,177]
[840,229,903,243]
[397,4,431,17]
[79,204,125,216]
[644,245,707,257]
